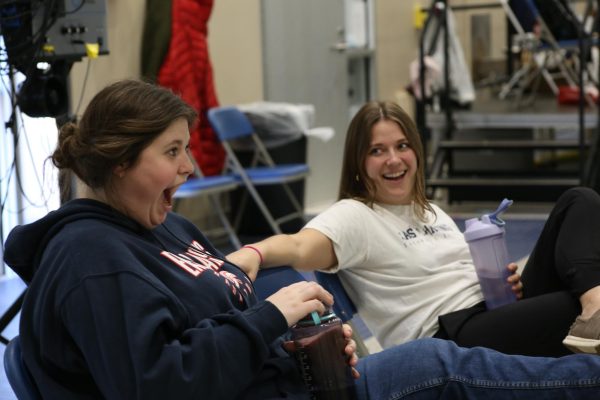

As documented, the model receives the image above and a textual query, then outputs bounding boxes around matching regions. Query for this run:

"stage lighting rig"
[0,0,108,118]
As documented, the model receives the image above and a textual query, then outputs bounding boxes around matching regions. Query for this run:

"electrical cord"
[73,57,91,118]
[0,65,58,256]
[63,0,85,16]
[0,0,62,258]
[16,111,58,208]
[0,0,91,202]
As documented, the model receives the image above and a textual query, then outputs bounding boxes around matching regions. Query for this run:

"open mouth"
[163,187,175,206]
[383,170,407,180]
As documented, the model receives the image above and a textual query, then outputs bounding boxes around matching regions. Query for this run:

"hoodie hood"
[3,198,146,284]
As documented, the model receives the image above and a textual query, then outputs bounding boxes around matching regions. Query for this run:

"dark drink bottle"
[283,310,357,400]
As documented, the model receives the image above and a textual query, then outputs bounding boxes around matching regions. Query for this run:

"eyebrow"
[164,139,186,147]
[370,138,409,146]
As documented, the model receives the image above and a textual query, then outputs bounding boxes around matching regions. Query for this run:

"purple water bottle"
[283,310,357,400]
[463,198,517,309]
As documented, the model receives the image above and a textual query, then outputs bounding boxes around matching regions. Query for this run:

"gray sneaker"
[563,310,600,354]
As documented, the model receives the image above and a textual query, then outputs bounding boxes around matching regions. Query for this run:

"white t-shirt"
[305,199,484,348]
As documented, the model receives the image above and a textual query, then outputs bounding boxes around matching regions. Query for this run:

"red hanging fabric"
[157,0,225,176]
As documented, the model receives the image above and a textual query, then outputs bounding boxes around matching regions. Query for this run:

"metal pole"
[7,66,23,226]
[582,0,600,188]
[441,1,453,144]
[417,0,438,173]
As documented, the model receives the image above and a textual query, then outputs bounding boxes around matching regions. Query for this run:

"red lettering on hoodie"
[161,241,252,302]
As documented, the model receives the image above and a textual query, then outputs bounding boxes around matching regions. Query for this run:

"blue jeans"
[355,338,600,399]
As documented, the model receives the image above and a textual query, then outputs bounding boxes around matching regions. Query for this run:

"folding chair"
[207,106,309,235]
[499,0,583,105]
[314,271,371,357]
[173,164,242,250]
[4,336,42,400]
[531,0,599,91]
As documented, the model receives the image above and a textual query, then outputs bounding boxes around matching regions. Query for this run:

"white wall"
[209,0,264,104]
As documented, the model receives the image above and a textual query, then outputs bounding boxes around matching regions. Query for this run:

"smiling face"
[364,119,417,205]
[110,118,194,228]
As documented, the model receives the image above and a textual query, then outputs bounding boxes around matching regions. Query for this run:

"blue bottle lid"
[463,198,513,242]
[488,198,513,227]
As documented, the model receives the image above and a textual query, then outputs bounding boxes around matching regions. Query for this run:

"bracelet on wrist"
[242,245,263,265]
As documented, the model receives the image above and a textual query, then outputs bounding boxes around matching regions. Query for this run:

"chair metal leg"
[499,63,533,99]
[270,183,305,226]
[518,64,546,107]
[242,180,283,234]
[174,194,241,250]
[281,182,304,215]
[0,290,25,345]
[540,68,559,94]
[232,188,249,233]
[208,194,242,249]
[227,155,284,235]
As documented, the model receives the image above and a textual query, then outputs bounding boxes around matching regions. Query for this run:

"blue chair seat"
[538,39,599,50]
[254,266,307,300]
[242,164,309,185]
[174,175,239,199]
[314,271,357,323]
[4,336,42,400]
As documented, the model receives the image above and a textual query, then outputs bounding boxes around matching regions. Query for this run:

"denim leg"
[355,338,600,399]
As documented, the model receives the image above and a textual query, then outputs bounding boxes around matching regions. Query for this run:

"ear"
[113,163,127,178]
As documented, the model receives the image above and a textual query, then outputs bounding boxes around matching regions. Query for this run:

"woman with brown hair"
[229,100,600,358]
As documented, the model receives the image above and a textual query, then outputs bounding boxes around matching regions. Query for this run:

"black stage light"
[1,0,108,118]
[17,61,69,118]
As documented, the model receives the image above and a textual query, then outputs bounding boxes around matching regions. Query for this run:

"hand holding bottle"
[266,281,333,327]
[284,309,358,399]
[506,262,523,300]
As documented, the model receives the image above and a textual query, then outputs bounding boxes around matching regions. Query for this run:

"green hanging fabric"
[140,0,172,82]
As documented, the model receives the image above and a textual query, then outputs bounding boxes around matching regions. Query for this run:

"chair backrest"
[3,336,42,400]
[506,1,581,41]
[313,271,357,323]
[531,0,581,42]
[208,106,255,141]
[508,0,537,34]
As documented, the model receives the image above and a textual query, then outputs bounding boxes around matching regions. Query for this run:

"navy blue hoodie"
[3,199,308,399]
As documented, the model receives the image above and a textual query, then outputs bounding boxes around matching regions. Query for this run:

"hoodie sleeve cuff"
[244,300,289,344]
